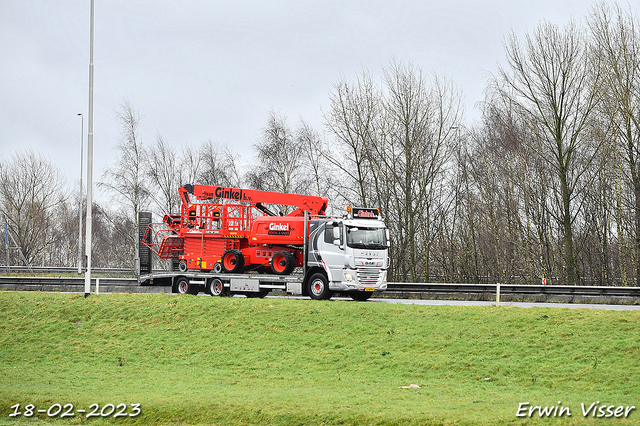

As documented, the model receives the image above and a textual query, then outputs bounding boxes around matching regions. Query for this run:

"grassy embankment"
[0,292,638,425]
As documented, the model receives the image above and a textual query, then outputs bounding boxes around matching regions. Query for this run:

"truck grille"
[357,270,381,286]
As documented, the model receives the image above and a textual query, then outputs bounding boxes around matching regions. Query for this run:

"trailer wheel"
[271,251,295,275]
[206,278,228,297]
[221,249,244,273]
[307,273,332,300]
[178,261,188,272]
[175,277,197,295]
[349,292,373,301]
[213,262,222,273]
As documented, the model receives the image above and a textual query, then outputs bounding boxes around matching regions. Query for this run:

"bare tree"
[0,150,67,265]
[101,100,150,218]
[247,110,306,198]
[324,62,462,282]
[496,21,601,285]
[589,1,640,284]
[296,120,338,206]
[324,71,381,207]
[147,134,181,216]
[99,100,150,271]
[177,143,201,188]
[380,62,462,282]
[468,95,558,285]
[197,140,241,187]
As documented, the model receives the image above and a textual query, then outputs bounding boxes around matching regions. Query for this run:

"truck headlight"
[344,273,354,282]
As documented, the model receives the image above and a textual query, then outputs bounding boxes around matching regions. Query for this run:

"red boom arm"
[179,184,328,216]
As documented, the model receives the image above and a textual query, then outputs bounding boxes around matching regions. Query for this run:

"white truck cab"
[306,207,389,300]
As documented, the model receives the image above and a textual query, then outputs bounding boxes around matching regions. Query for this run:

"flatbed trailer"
[138,271,305,297]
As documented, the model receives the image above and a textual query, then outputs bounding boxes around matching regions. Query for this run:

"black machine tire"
[178,261,188,272]
[213,262,223,273]
[349,292,373,301]
[307,272,332,300]
[271,250,295,275]
[221,249,244,273]
[175,277,197,295]
[206,278,228,297]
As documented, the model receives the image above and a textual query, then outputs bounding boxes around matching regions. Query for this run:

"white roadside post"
[496,282,500,307]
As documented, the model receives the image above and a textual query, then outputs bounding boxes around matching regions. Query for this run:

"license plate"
[365,288,375,292]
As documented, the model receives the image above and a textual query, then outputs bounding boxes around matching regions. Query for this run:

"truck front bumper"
[329,269,387,292]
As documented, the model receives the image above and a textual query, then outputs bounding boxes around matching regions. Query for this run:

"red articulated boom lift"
[140,184,390,300]
[144,184,328,275]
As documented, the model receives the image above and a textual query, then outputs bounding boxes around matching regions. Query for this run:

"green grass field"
[0,292,638,425]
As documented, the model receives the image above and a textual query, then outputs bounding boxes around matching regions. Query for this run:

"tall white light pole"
[77,113,84,274]
[84,0,95,297]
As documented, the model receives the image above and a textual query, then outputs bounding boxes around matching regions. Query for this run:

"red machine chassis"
[143,185,328,275]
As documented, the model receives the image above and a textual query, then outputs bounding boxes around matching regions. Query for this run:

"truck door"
[317,223,345,282]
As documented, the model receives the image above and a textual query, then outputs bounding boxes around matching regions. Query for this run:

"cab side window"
[324,224,334,243]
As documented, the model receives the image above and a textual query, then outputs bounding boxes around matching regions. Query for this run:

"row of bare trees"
[2,1,640,285]
[0,150,139,269]
[321,1,640,285]
[439,2,640,286]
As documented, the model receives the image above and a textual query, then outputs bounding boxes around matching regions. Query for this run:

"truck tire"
[178,261,188,272]
[206,278,228,297]
[221,249,244,273]
[349,292,373,301]
[271,250,295,275]
[307,272,332,300]
[213,262,222,273]
[175,277,197,295]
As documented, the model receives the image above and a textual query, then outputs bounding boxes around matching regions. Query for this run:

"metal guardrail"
[385,282,640,297]
[0,276,166,295]
[1,266,134,275]
[0,276,137,286]
[0,276,639,302]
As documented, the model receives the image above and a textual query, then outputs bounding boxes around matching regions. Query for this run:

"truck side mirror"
[333,226,341,246]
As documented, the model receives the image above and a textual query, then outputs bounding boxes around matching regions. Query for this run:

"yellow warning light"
[346,206,352,213]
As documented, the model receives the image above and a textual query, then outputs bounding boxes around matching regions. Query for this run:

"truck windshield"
[345,226,387,250]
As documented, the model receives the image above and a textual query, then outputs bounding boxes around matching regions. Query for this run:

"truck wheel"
[206,278,227,297]
[213,262,222,273]
[221,249,244,273]
[307,273,332,300]
[271,251,295,275]
[178,261,188,272]
[175,277,197,295]
[350,292,373,301]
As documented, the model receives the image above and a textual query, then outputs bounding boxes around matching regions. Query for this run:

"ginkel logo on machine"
[353,208,379,219]
[207,186,253,202]
[268,223,291,236]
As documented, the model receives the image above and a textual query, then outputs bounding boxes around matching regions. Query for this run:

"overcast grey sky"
[0,0,607,197]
